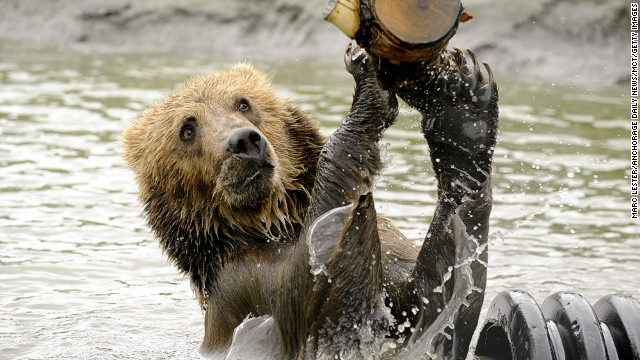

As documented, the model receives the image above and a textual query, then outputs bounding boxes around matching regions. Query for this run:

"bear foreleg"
[406,49,499,359]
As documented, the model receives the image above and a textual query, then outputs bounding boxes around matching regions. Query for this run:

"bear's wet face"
[167,96,282,210]
[123,63,324,239]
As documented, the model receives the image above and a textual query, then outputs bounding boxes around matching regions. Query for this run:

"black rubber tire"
[474,291,638,359]
[541,292,608,360]
[475,290,555,360]
[593,294,640,360]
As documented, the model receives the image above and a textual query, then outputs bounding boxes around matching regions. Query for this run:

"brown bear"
[122,44,498,359]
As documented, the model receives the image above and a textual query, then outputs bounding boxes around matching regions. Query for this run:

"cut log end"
[323,0,360,39]
[324,0,463,63]
[374,0,461,44]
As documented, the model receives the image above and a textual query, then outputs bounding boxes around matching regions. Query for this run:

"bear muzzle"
[225,128,276,195]
[227,128,267,161]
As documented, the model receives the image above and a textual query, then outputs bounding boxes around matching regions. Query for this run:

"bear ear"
[230,61,255,72]
[121,121,139,165]
[121,116,149,167]
[228,62,274,86]
[228,62,259,79]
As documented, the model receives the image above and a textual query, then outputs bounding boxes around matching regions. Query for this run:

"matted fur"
[122,63,323,302]
[121,46,498,358]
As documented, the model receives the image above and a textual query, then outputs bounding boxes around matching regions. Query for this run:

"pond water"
[1,42,638,359]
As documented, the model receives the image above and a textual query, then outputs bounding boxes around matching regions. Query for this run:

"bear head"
[122,64,324,243]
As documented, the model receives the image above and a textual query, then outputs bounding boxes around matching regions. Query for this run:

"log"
[323,0,463,63]
[324,0,471,112]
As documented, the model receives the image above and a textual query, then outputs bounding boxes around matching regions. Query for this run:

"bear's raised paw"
[344,42,370,76]
[422,48,499,185]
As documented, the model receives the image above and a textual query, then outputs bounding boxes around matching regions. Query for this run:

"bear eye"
[180,118,197,141]
[180,125,195,141]
[237,98,250,112]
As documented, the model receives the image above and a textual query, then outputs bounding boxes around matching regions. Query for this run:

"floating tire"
[475,290,640,360]
[594,294,640,360]
[541,292,609,359]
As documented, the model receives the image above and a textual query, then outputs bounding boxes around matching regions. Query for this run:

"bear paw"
[344,42,399,129]
[422,48,499,183]
[344,41,370,76]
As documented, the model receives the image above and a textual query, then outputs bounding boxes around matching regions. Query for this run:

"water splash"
[223,315,282,360]
[306,204,352,280]
[312,291,398,360]
[399,206,486,359]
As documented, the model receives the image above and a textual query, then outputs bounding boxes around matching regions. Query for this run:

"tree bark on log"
[324,0,463,63]
[324,0,471,112]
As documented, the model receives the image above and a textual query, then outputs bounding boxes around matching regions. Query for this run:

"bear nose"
[227,128,267,161]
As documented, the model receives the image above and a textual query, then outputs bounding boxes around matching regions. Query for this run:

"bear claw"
[344,42,369,75]
[466,49,484,85]
[421,48,499,180]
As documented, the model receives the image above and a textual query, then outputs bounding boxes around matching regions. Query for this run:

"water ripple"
[0,46,637,358]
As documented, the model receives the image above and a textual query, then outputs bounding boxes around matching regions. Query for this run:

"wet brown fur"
[122,62,419,356]
[122,48,497,359]
[122,64,325,306]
